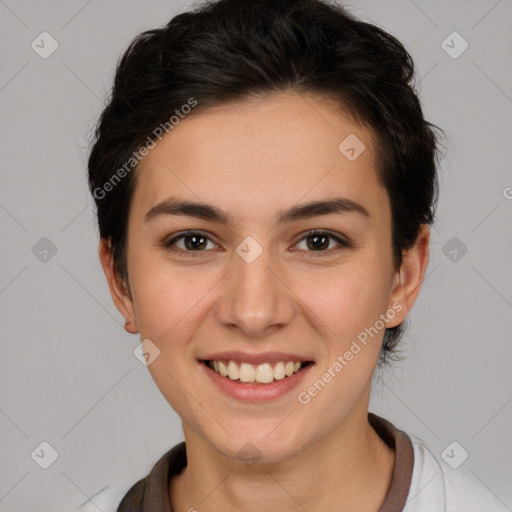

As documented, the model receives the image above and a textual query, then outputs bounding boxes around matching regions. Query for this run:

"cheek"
[311,261,392,344]
[130,260,216,346]
[129,265,214,415]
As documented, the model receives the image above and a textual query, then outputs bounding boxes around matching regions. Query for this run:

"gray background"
[1,0,511,510]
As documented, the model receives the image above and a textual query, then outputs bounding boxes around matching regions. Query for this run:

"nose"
[215,245,295,338]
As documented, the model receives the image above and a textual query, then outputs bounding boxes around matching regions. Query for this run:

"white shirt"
[404,434,508,511]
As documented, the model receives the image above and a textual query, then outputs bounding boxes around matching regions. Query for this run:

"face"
[101,91,428,464]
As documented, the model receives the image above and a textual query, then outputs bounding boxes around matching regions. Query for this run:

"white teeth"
[239,362,255,382]
[227,360,240,380]
[218,361,228,377]
[208,359,307,383]
[273,361,285,380]
[256,363,274,383]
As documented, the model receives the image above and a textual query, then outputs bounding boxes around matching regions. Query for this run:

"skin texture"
[99,91,430,511]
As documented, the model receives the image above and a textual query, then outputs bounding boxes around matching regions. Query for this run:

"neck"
[170,409,395,512]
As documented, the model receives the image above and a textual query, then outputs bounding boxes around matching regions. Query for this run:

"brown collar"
[117,413,414,512]
[369,413,415,511]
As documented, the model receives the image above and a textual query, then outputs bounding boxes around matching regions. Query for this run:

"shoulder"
[404,434,508,512]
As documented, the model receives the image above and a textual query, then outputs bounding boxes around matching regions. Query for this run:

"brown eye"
[294,230,351,256]
[163,231,218,256]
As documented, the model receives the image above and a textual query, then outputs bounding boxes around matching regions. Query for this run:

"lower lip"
[201,361,314,402]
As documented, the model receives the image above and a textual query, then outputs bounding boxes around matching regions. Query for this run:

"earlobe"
[124,319,139,334]
[98,239,139,334]
[387,225,430,328]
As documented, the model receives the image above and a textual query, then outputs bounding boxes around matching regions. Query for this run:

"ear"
[98,238,139,334]
[386,224,430,328]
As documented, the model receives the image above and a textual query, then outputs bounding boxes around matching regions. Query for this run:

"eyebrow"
[144,197,370,226]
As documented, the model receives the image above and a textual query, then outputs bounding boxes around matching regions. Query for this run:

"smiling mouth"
[203,359,314,385]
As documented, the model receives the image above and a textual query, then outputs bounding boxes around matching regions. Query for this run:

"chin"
[201,418,313,466]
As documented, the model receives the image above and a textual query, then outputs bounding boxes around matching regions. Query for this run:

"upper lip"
[200,351,314,365]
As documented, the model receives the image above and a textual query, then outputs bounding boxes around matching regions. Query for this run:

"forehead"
[131,92,389,226]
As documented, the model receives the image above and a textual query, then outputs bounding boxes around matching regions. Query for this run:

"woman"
[80,0,506,510]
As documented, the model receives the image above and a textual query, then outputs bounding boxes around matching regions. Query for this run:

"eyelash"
[162,229,351,258]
